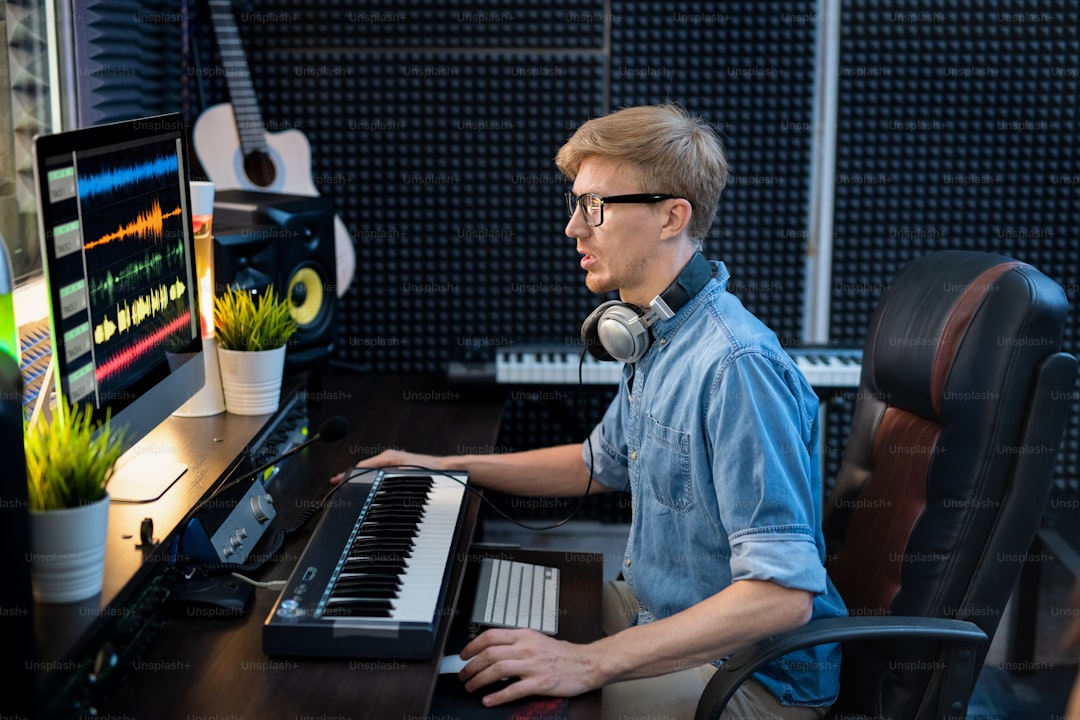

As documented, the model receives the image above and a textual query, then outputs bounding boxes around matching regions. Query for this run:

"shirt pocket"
[642,413,693,513]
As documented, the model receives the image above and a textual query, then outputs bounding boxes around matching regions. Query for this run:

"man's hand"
[458,628,602,707]
[329,448,444,484]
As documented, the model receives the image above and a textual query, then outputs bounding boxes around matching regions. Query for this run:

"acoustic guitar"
[193,0,354,297]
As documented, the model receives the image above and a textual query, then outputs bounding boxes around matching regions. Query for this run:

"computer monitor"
[31,112,204,502]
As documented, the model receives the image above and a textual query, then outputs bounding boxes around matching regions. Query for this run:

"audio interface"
[181,394,308,564]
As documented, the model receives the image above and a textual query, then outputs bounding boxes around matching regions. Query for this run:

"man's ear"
[659,197,694,239]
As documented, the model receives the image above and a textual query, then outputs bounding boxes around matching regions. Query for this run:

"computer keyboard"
[470,557,560,636]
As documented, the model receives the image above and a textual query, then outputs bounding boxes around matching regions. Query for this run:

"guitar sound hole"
[243,151,277,187]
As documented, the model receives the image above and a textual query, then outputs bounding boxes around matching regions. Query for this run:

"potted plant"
[213,285,298,415]
[24,402,126,602]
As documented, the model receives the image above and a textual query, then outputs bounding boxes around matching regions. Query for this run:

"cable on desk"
[229,572,287,591]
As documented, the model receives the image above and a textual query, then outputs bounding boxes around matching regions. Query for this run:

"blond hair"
[555,104,728,241]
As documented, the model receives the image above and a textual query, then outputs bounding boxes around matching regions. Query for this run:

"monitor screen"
[31,113,204,501]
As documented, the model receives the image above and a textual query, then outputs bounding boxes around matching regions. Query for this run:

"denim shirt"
[583,260,846,707]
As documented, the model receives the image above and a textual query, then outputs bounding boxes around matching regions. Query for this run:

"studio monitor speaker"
[212,190,338,369]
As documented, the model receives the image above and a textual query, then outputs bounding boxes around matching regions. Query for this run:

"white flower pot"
[217,345,287,416]
[28,494,110,603]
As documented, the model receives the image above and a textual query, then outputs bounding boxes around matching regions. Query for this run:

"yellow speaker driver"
[287,266,325,328]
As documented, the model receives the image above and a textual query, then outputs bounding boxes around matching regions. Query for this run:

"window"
[2,0,56,283]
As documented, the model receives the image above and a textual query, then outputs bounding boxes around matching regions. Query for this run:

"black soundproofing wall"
[609,2,819,346]
[830,2,1080,531]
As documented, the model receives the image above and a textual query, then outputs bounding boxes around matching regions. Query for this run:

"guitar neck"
[207,0,268,154]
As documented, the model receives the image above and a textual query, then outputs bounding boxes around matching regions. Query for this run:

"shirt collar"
[650,259,729,345]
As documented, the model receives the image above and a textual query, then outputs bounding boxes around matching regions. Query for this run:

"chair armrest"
[694,616,987,720]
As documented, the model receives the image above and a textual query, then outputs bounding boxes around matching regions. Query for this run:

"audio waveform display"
[75,146,194,401]
[93,278,188,344]
[77,152,180,202]
[83,198,183,250]
[87,239,186,305]
[95,310,193,385]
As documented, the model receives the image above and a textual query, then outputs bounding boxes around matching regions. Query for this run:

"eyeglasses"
[565,191,681,227]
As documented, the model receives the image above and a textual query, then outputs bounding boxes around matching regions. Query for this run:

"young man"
[342,104,846,719]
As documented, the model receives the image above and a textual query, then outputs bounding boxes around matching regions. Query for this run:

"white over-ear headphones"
[580,252,714,364]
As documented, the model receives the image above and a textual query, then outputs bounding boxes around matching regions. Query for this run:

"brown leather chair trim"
[931,262,1023,417]
[832,406,940,612]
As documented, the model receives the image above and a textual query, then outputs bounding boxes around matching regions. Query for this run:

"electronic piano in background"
[464,342,863,391]
[263,468,470,659]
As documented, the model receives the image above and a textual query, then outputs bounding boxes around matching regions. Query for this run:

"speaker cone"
[288,265,327,330]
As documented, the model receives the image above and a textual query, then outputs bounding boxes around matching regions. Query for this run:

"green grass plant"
[25,403,126,512]
[213,286,298,352]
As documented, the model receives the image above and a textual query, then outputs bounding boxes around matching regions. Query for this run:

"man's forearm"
[587,580,814,684]
[440,443,603,497]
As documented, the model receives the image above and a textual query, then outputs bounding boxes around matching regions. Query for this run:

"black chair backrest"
[823,250,1076,718]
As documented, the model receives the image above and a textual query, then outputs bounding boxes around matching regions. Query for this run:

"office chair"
[696,250,1078,720]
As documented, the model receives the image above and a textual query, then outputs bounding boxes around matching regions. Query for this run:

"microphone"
[314,414,350,442]
[180,415,351,565]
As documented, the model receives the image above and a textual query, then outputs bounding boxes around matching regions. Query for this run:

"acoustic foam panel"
[608,1,820,346]
[71,0,186,127]
[830,2,1080,516]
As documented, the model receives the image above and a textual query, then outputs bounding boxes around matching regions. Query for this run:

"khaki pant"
[600,581,829,720]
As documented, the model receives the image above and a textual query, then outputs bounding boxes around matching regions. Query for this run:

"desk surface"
[38,369,602,719]
[104,544,603,720]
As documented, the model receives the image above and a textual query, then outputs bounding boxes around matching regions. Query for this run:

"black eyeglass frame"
[565,192,683,227]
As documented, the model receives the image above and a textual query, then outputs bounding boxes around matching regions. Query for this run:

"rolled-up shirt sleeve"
[728,528,827,593]
[583,392,631,493]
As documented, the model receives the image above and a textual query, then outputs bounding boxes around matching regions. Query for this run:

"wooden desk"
[36,369,602,719]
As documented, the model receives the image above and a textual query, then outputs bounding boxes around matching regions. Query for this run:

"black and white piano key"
[493,342,862,389]
[312,473,466,624]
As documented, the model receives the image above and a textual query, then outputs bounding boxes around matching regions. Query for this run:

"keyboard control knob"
[277,598,303,618]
